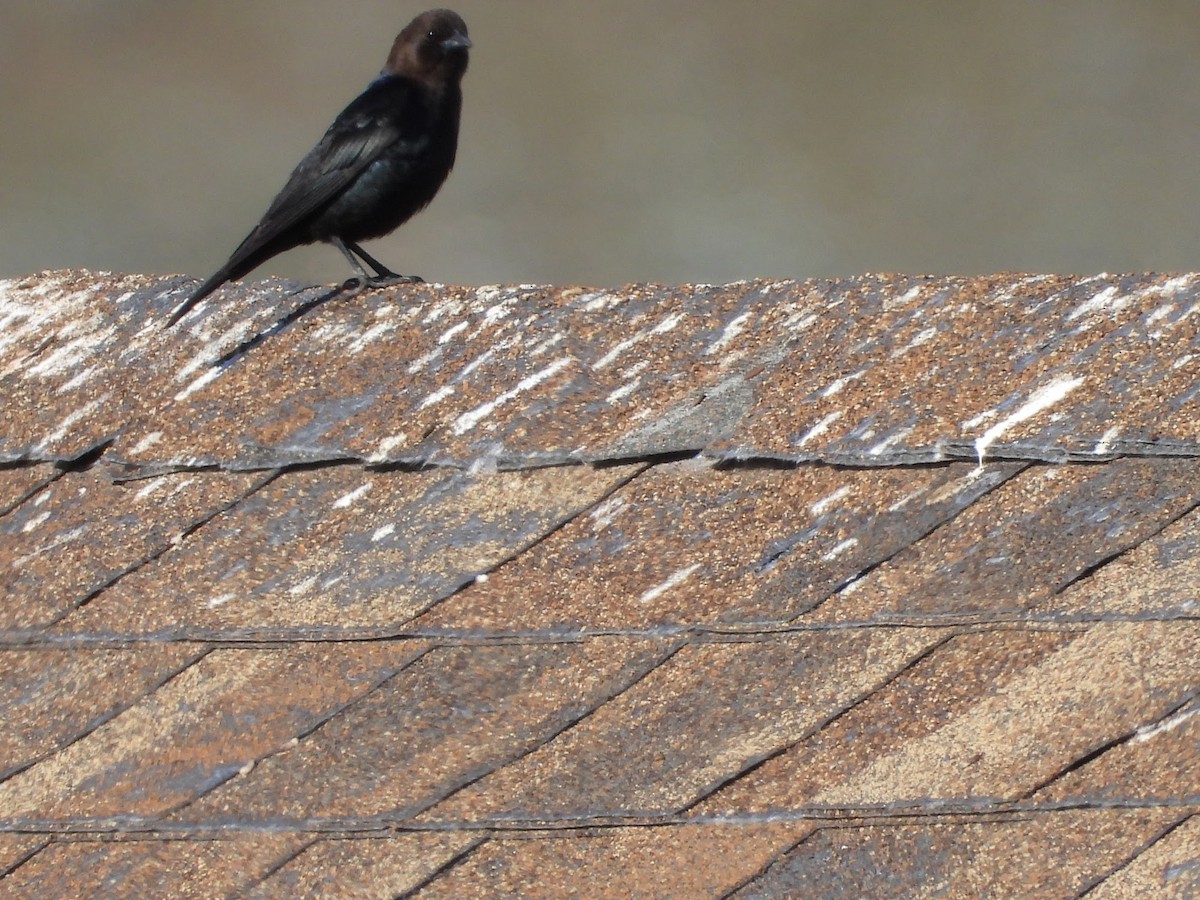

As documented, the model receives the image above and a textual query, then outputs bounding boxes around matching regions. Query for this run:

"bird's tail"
[165,269,233,327]
[165,233,287,327]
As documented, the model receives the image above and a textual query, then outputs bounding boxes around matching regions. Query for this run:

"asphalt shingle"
[1,270,1196,896]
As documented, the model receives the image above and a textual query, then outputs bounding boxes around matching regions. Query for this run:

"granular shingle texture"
[1,270,1197,896]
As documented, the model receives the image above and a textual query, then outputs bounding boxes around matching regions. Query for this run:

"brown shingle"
[1038,694,1200,805]
[701,623,1198,812]
[732,811,1182,898]
[0,465,264,631]
[56,464,639,640]
[247,833,483,899]
[414,461,1023,633]
[0,644,418,823]
[425,631,940,822]
[1036,504,1200,620]
[0,645,202,778]
[0,834,45,876]
[0,465,56,517]
[808,458,1200,623]
[1,836,308,898]
[176,639,674,825]
[415,824,815,899]
[1088,815,1200,898]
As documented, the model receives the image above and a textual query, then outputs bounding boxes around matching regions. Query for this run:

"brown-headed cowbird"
[167,8,471,326]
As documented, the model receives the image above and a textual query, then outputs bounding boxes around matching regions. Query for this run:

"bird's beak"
[442,32,472,52]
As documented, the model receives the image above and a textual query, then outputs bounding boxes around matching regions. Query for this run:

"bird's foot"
[370,273,424,286]
[340,274,424,295]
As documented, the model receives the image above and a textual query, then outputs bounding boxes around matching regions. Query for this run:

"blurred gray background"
[4,1,1200,288]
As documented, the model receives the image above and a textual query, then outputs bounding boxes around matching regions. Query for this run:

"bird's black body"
[168,9,470,326]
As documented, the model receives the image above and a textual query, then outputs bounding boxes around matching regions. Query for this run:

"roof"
[1,269,1198,896]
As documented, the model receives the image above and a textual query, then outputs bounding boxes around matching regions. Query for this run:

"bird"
[167,8,471,326]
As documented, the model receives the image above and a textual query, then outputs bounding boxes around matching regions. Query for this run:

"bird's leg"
[346,241,424,286]
[333,236,374,296]
[345,242,396,278]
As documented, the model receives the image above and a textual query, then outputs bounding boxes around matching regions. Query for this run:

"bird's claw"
[372,273,424,286]
[341,273,424,296]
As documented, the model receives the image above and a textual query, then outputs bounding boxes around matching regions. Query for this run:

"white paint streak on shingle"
[311,321,355,347]
[839,574,866,595]
[782,310,819,334]
[175,367,223,402]
[370,434,409,462]
[420,298,463,325]
[795,411,843,448]
[594,335,643,370]
[1133,274,1193,302]
[1094,427,1121,456]
[925,466,991,506]
[962,406,999,430]
[1066,285,1125,323]
[348,320,395,354]
[130,432,164,455]
[811,486,852,517]
[595,313,686,370]
[705,311,752,355]
[451,357,572,435]
[438,320,470,345]
[1145,304,1176,328]
[652,312,686,334]
[134,479,166,502]
[869,427,915,456]
[57,366,100,394]
[1134,704,1200,742]
[580,292,622,312]
[639,564,701,604]
[406,346,443,375]
[372,523,396,542]
[887,485,929,513]
[974,373,1084,463]
[458,347,498,380]
[606,379,641,405]
[884,285,924,311]
[891,326,938,358]
[38,393,112,447]
[474,285,505,305]
[821,370,867,397]
[27,326,107,380]
[14,525,88,567]
[333,482,373,510]
[289,576,318,596]
[529,333,566,357]
[418,384,456,411]
[822,538,858,562]
[589,496,626,529]
[2,286,103,376]
[993,274,1054,304]
[482,299,515,323]
[21,511,52,533]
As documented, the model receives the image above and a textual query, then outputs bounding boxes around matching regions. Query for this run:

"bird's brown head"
[385,9,471,84]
